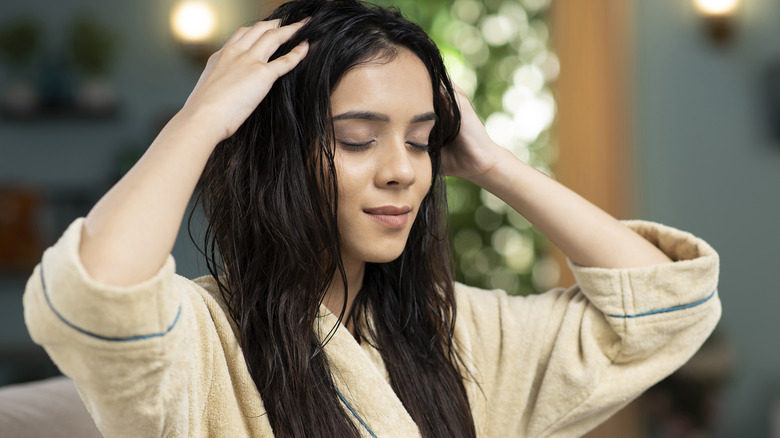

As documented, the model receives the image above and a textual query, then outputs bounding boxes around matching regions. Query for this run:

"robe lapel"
[316,308,422,437]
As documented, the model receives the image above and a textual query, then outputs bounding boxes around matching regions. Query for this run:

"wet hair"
[198,1,474,436]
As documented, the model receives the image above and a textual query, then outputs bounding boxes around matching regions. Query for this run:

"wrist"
[468,146,523,189]
[143,107,226,169]
[172,104,229,148]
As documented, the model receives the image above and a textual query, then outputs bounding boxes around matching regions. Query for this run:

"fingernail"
[301,17,311,24]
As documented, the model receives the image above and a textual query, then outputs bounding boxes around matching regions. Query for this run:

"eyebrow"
[332,111,438,123]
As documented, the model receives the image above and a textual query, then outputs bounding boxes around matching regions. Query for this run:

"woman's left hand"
[441,85,511,184]
[441,87,673,270]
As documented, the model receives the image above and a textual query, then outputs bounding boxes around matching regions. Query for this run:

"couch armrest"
[0,376,101,438]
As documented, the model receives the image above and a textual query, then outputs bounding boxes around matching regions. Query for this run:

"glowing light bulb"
[692,0,740,16]
[171,1,216,43]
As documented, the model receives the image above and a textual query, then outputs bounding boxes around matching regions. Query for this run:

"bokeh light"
[692,0,741,16]
[170,1,217,43]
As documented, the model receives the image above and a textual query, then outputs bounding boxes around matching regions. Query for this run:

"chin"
[365,248,406,264]
[341,229,414,266]
[348,240,408,265]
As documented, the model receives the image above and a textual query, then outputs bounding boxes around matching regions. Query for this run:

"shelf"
[1,105,118,122]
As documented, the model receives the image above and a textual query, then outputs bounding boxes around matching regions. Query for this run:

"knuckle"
[275,56,293,67]
[229,27,248,38]
[206,50,222,64]
[256,18,280,29]
[267,26,295,39]
[221,44,240,56]
[263,26,283,37]
[265,59,287,73]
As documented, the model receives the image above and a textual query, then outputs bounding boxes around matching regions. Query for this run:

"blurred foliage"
[66,14,118,76]
[0,17,44,68]
[372,0,558,295]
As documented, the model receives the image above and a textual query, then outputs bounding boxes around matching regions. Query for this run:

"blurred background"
[0,0,777,436]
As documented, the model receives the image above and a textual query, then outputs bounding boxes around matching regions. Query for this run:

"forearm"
[80,109,221,286]
[471,146,671,268]
[77,21,309,287]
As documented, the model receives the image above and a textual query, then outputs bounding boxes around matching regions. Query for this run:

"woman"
[24,1,721,437]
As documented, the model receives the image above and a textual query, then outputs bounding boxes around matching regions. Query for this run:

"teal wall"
[0,0,253,278]
[0,0,254,384]
[635,0,780,436]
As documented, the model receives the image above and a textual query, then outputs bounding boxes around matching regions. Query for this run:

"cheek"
[334,155,371,202]
[409,156,433,210]
[416,154,433,191]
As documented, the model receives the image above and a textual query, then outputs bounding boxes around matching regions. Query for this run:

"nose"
[375,139,417,188]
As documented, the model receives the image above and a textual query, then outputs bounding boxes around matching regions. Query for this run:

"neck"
[323,258,365,336]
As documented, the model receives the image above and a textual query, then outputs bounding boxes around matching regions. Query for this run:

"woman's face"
[330,48,435,268]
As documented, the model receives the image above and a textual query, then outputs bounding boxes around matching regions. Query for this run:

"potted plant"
[0,17,44,116]
[66,14,119,114]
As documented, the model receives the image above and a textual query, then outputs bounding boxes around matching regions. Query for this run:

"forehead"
[330,49,434,116]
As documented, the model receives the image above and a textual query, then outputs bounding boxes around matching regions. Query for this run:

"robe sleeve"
[23,218,204,437]
[455,220,721,438]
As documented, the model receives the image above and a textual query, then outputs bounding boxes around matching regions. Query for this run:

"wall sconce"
[170,0,217,65]
[692,0,741,45]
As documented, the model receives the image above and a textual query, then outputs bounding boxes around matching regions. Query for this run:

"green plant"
[372,0,557,295]
[66,14,118,76]
[0,17,44,67]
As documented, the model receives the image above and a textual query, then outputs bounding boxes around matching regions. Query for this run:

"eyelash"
[339,140,373,151]
[409,142,430,152]
[338,140,430,153]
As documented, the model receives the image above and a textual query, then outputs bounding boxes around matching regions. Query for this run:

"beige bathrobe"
[24,219,720,437]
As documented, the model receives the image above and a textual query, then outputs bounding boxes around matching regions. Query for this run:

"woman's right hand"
[79,20,307,287]
[180,19,309,143]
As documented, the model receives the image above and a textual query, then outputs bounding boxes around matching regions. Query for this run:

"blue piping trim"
[40,263,182,342]
[335,386,378,438]
[608,289,717,319]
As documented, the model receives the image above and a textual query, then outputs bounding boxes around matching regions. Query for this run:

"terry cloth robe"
[23,219,720,437]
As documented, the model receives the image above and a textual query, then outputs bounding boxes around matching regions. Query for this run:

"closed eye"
[407,142,430,152]
[338,140,374,151]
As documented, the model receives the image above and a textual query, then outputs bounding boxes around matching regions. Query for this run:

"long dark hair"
[199,1,474,436]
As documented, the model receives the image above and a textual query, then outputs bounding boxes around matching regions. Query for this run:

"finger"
[249,21,307,61]
[223,25,253,47]
[451,83,466,95]
[449,83,474,111]
[233,19,283,50]
[449,84,472,106]
[267,41,309,78]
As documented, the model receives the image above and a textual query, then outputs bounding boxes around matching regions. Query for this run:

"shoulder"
[453,281,574,323]
[185,274,240,339]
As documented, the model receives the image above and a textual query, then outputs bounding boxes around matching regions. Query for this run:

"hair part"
[198,1,473,437]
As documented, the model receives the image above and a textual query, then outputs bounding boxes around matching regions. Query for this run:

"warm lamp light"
[170,1,218,65]
[171,1,216,43]
[692,0,740,45]
[693,0,740,16]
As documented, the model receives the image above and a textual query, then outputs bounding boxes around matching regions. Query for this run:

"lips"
[363,205,412,229]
